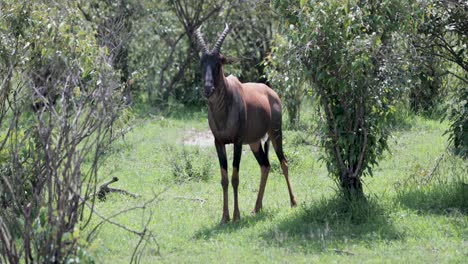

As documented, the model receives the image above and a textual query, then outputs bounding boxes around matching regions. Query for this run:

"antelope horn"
[212,23,230,53]
[195,27,209,54]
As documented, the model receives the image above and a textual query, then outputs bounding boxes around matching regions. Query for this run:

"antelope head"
[195,24,230,98]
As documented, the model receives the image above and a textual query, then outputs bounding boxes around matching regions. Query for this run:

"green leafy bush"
[416,0,467,157]
[0,1,124,262]
[264,34,310,129]
[272,0,420,196]
[170,147,213,183]
[445,85,467,158]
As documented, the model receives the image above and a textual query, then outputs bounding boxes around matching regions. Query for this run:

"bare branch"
[172,196,207,203]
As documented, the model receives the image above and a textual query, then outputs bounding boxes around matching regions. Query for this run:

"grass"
[85,110,467,263]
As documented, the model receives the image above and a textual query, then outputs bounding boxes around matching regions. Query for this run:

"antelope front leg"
[232,143,242,221]
[215,142,230,224]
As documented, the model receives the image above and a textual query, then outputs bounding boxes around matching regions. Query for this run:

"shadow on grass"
[193,209,277,240]
[396,153,467,216]
[397,180,467,215]
[260,195,403,252]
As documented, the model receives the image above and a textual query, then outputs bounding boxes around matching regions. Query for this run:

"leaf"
[23,42,31,50]
[300,0,307,8]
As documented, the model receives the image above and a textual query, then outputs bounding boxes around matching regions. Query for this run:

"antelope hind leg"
[232,143,242,221]
[249,141,270,214]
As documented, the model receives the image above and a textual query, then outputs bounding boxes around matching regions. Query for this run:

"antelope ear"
[220,55,236,65]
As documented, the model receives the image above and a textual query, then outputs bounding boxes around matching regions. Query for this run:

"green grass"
[85,112,467,263]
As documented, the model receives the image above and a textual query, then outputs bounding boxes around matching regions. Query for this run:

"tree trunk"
[288,104,299,129]
[340,171,364,199]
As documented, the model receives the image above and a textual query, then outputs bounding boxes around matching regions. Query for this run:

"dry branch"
[422,152,446,184]
[98,177,140,200]
[172,196,207,203]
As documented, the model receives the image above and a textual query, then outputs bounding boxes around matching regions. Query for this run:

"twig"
[85,185,173,244]
[172,196,207,203]
[423,153,446,184]
[130,227,148,264]
[80,196,145,237]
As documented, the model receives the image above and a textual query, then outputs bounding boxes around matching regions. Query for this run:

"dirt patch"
[182,128,214,147]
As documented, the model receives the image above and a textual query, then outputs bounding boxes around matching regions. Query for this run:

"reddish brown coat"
[196,24,296,223]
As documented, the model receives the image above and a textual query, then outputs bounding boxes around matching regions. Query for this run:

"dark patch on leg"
[252,145,270,168]
[221,173,229,190]
[232,143,242,170]
[264,137,270,158]
[215,142,230,223]
[215,142,227,170]
[250,141,271,213]
[232,144,242,221]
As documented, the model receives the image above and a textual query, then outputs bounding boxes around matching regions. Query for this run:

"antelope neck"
[208,71,233,114]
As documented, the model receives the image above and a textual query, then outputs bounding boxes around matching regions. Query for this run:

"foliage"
[445,84,467,157]
[272,0,420,196]
[125,0,277,107]
[0,130,35,210]
[410,50,447,114]
[417,0,467,73]
[77,0,143,104]
[170,147,214,183]
[224,0,275,84]
[0,1,124,262]
[416,0,467,157]
[1,0,466,261]
[264,34,309,129]
[86,110,466,263]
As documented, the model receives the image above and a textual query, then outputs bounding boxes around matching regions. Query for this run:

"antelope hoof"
[252,206,262,215]
[291,199,298,208]
[233,212,241,222]
[220,215,230,225]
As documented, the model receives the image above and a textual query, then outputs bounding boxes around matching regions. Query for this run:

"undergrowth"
[87,111,467,263]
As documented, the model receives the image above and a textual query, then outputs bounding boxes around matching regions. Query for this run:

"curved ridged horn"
[195,27,209,54]
[212,23,230,53]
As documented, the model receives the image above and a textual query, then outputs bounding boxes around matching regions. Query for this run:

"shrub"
[0,1,124,262]
[272,0,420,197]
[170,147,213,183]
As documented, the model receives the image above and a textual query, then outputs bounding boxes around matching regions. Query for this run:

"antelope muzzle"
[203,66,215,98]
[204,85,214,98]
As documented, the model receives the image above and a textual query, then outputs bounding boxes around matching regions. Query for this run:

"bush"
[445,84,468,158]
[272,0,420,197]
[0,130,35,209]
[410,57,446,114]
[170,147,213,183]
[264,34,309,129]
[0,1,124,262]
[416,0,467,157]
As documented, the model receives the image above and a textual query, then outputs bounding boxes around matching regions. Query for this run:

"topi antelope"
[195,24,297,224]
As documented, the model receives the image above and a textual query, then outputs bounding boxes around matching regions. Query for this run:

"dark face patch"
[201,53,222,98]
